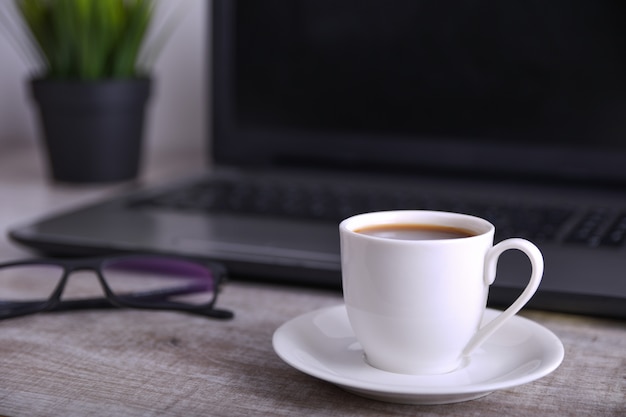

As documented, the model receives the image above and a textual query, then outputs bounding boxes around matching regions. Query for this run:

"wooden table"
[0,145,624,416]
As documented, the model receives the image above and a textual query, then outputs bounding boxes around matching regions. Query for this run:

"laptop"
[9,0,626,318]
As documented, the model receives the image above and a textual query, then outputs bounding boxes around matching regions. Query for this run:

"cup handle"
[462,238,544,357]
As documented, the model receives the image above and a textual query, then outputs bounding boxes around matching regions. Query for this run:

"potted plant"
[2,0,173,183]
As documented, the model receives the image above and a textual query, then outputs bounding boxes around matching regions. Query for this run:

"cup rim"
[339,210,494,242]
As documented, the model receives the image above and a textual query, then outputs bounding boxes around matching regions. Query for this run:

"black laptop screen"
[212,0,626,182]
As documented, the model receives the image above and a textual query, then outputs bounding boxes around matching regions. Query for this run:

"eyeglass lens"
[101,257,217,306]
[0,264,64,303]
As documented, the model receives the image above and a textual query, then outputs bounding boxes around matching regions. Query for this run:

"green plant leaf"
[11,0,167,80]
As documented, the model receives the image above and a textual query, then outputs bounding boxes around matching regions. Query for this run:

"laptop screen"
[212,0,626,182]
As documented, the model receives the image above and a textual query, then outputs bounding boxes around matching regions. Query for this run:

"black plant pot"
[31,78,151,183]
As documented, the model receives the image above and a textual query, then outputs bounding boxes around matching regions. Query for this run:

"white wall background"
[0,0,208,154]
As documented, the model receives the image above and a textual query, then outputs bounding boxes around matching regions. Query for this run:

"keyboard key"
[565,209,609,247]
[600,213,626,247]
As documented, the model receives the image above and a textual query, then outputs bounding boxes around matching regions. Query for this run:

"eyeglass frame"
[0,253,234,320]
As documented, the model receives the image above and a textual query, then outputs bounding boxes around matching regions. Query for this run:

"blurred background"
[0,0,207,157]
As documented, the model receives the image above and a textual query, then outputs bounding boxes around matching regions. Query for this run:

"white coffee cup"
[339,210,543,375]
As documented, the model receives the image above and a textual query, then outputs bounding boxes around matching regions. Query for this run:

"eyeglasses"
[0,254,233,320]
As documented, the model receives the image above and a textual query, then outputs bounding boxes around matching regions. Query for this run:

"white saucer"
[273,305,564,405]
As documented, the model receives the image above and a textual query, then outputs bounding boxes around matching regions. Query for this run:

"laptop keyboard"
[566,209,626,247]
[130,178,625,247]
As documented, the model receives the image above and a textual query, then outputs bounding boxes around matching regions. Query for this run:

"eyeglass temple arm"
[47,296,234,319]
[0,294,168,313]
[0,284,226,313]
[1,297,234,319]
[48,284,206,310]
